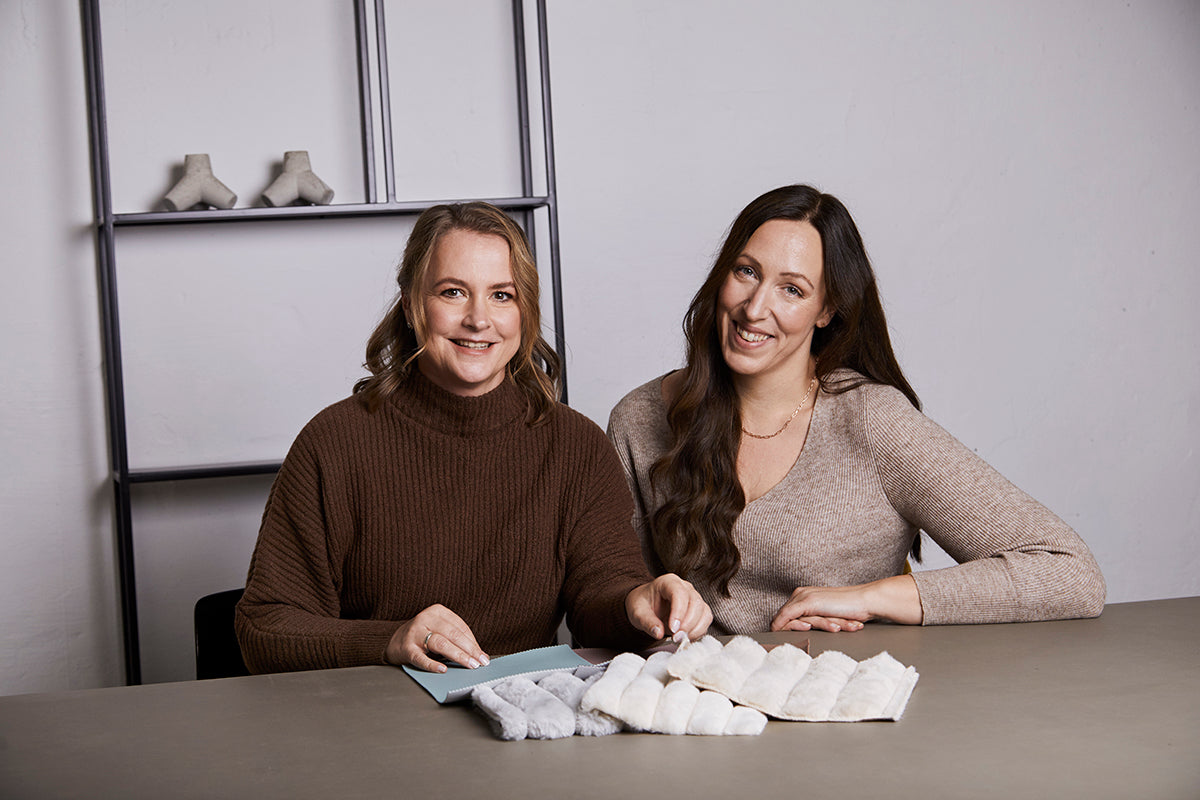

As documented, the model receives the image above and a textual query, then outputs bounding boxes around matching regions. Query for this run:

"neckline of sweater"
[389,368,529,435]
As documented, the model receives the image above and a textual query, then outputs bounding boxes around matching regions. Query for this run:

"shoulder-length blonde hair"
[354,202,561,424]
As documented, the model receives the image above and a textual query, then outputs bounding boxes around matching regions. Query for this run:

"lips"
[733,322,771,343]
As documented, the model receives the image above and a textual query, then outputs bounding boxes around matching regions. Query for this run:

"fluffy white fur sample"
[690,635,768,697]
[737,641,813,715]
[473,636,917,741]
[579,650,767,736]
[669,636,918,722]
[579,652,644,718]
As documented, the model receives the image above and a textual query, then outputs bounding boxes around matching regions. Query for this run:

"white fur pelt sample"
[668,635,919,722]
[579,651,767,736]
[472,667,623,741]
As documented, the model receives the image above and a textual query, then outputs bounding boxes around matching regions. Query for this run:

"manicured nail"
[468,658,480,669]
[479,654,490,666]
[436,664,447,673]
[670,618,681,633]
[652,626,663,639]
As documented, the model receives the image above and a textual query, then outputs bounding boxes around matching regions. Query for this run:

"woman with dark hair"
[237,202,711,675]
[608,185,1104,635]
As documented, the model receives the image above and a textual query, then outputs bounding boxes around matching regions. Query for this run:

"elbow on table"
[1075,577,1107,619]
[1051,558,1107,620]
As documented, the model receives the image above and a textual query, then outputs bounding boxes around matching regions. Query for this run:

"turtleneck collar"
[389,368,528,435]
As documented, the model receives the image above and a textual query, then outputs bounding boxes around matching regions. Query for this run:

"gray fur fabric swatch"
[472,668,622,741]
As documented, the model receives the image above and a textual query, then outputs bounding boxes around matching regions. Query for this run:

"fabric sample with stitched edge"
[668,635,919,722]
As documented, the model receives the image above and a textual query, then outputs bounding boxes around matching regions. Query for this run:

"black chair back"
[194,588,250,679]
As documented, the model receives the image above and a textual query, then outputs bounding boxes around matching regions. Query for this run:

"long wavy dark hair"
[649,185,921,594]
[353,202,561,424]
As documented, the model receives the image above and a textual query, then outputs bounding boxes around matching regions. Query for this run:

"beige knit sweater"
[236,370,653,674]
[607,372,1105,633]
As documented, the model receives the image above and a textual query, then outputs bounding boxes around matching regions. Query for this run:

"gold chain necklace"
[740,376,818,440]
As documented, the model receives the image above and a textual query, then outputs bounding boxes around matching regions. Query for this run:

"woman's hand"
[384,604,490,673]
[770,575,923,632]
[625,574,713,641]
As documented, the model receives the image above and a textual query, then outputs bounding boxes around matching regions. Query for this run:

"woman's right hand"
[384,604,490,673]
[770,575,923,632]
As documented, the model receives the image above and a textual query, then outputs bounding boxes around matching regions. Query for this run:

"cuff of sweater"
[574,586,654,651]
[335,619,406,667]
[910,562,1022,625]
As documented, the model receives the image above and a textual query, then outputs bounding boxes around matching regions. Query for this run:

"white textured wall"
[1,0,1196,693]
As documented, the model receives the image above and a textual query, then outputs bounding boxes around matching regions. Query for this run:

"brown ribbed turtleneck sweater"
[235,370,653,674]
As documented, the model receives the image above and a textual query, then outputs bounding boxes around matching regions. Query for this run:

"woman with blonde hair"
[609,185,1104,635]
[238,202,710,674]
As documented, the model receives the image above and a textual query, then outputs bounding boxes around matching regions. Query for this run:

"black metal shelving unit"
[80,0,564,685]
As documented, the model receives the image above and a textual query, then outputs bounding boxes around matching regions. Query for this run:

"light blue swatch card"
[403,644,595,703]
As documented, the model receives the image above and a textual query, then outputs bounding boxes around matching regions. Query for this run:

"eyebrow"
[778,271,815,290]
[430,278,517,291]
[738,255,816,290]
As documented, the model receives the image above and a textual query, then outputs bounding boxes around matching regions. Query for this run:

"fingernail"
[436,664,447,673]
[479,654,490,666]
[652,626,663,639]
[831,624,840,631]
[670,618,681,633]
[468,658,480,669]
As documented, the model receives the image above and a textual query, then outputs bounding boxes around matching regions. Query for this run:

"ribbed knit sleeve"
[235,414,403,673]
[556,421,656,650]
[607,378,670,576]
[861,383,1106,624]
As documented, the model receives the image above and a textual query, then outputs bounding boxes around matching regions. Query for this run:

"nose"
[463,295,492,330]
[744,283,770,321]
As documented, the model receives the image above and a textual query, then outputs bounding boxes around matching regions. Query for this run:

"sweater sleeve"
[862,384,1106,624]
[234,424,402,673]
[559,421,656,651]
[605,380,669,575]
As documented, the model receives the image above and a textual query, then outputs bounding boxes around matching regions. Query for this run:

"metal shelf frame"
[80,0,564,685]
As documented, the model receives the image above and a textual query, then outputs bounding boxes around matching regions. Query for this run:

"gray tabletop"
[1,597,1197,799]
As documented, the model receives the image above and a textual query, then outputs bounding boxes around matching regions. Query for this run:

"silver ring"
[423,631,434,651]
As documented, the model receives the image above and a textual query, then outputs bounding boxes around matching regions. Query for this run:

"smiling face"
[716,218,834,384]
[412,228,522,397]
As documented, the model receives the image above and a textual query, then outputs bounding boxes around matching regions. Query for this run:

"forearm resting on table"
[772,574,924,631]
[866,574,923,625]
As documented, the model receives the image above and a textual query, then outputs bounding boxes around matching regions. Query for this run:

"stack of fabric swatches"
[472,635,919,740]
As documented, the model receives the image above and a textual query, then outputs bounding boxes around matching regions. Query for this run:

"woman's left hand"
[625,574,713,641]
[771,575,923,632]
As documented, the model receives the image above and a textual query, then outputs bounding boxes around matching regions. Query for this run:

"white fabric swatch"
[668,636,918,722]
